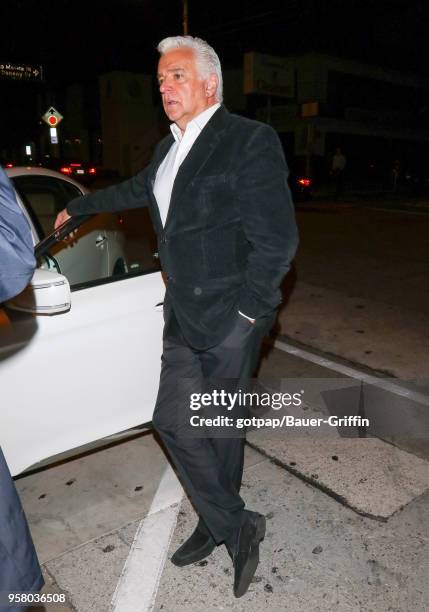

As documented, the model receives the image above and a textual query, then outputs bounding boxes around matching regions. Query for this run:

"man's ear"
[205,74,218,99]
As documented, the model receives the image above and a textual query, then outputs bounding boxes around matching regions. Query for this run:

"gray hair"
[157,35,223,103]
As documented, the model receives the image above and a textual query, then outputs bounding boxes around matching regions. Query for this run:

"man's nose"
[159,78,172,94]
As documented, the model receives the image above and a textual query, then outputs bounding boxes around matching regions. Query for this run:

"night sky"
[2,0,429,153]
[2,0,429,83]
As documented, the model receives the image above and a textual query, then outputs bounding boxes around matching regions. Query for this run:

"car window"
[39,207,161,289]
[12,176,83,239]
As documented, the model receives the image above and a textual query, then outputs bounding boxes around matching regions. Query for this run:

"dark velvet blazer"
[67,105,299,349]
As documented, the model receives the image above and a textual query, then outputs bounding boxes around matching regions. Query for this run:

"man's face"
[157,47,217,132]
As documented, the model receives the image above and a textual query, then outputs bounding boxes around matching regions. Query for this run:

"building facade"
[252,53,429,187]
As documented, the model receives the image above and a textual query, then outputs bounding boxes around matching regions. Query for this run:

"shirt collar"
[170,103,221,143]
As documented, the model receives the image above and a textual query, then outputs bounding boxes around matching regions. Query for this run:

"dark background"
[1,0,429,161]
[3,0,429,82]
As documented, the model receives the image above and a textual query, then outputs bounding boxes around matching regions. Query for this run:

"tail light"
[60,166,72,174]
[298,178,311,187]
[88,167,96,175]
[5,163,13,168]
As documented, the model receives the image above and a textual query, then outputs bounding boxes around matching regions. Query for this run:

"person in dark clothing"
[0,165,44,608]
[55,36,299,597]
[0,166,36,302]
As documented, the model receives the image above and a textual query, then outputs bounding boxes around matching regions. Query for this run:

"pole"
[183,0,189,35]
[50,125,60,159]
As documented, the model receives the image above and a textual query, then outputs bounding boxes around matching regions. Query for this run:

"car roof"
[5,166,89,194]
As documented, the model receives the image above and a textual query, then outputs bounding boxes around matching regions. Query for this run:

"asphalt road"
[273,194,429,381]
[294,195,429,314]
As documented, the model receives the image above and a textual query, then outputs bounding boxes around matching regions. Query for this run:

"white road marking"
[110,463,184,612]
[273,339,429,406]
[103,427,151,441]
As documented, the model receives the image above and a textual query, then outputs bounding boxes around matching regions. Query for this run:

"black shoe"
[227,511,266,598]
[171,524,216,567]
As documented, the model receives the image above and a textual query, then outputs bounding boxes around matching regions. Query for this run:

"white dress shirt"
[154,103,221,227]
[153,102,255,323]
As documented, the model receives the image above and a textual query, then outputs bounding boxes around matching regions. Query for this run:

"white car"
[6,167,130,282]
[1,167,165,476]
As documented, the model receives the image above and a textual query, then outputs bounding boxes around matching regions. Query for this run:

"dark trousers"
[152,310,274,544]
[0,449,44,611]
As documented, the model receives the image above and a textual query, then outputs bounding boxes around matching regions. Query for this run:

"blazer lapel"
[149,134,174,187]
[164,106,230,229]
[147,133,174,230]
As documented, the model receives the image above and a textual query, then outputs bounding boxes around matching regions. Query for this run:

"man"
[55,36,298,597]
[0,165,44,608]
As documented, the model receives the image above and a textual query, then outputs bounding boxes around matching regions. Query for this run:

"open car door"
[0,210,165,476]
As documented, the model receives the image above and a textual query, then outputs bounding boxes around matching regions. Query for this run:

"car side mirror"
[6,269,71,315]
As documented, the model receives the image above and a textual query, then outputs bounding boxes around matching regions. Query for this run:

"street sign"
[0,62,43,82]
[42,107,63,127]
[50,128,58,144]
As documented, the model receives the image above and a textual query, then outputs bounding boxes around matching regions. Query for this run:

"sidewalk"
[19,358,429,611]
[25,439,429,612]
[154,446,429,611]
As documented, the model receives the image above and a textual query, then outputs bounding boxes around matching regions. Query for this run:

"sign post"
[42,107,64,155]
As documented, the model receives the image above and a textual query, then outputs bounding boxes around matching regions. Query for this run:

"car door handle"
[95,235,107,247]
